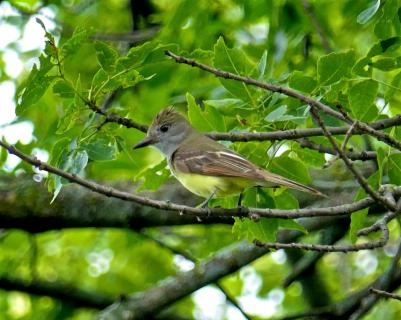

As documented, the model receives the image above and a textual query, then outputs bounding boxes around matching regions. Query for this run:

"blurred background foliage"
[1,0,401,319]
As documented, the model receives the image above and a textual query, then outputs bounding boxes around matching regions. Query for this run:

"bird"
[133,106,325,207]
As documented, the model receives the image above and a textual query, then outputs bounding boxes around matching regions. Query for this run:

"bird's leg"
[198,191,216,216]
[237,191,244,215]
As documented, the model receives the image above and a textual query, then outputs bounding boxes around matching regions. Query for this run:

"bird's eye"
[160,124,169,133]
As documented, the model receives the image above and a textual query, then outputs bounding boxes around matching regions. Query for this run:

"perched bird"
[133,107,324,206]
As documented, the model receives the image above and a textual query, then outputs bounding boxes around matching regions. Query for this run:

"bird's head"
[133,106,194,157]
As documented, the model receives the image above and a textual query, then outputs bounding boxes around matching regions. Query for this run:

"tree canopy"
[1,0,401,319]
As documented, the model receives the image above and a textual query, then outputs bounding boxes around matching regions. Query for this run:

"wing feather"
[172,149,266,180]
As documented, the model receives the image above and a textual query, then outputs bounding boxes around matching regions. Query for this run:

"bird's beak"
[133,135,158,149]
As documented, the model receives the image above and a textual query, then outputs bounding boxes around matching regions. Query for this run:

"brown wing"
[172,147,266,180]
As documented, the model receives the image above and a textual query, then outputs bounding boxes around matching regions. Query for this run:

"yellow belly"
[173,171,253,198]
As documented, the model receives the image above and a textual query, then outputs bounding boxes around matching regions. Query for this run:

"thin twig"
[358,197,401,236]
[253,222,388,252]
[309,107,397,212]
[341,121,358,152]
[297,138,376,162]
[369,288,401,301]
[87,98,401,144]
[87,101,148,132]
[337,105,401,152]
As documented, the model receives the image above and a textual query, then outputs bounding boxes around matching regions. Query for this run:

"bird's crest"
[153,106,187,126]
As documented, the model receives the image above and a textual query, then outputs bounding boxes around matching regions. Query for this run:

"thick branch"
[0,175,229,233]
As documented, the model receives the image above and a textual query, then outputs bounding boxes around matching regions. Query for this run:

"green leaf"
[353,37,401,75]
[357,0,381,24]
[269,156,311,185]
[349,79,378,121]
[56,102,79,134]
[265,105,305,123]
[136,160,170,191]
[371,57,401,70]
[388,154,401,184]
[17,54,55,114]
[213,37,256,101]
[385,70,401,102]
[274,191,299,210]
[279,219,307,234]
[60,26,89,59]
[119,42,177,69]
[374,0,400,39]
[289,71,317,93]
[53,80,74,98]
[74,75,85,108]
[204,99,251,117]
[95,41,119,73]
[92,66,145,95]
[232,217,278,242]
[292,142,326,167]
[187,93,225,131]
[81,135,118,161]
[317,51,355,85]
[256,50,268,79]
[48,138,89,203]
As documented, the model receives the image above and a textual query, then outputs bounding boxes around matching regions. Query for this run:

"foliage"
[2,0,401,319]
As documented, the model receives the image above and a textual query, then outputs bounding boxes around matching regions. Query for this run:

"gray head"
[133,106,196,157]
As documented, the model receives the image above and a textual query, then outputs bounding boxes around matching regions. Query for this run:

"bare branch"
[0,140,389,220]
[369,288,401,301]
[337,105,401,152]
[358,196,401,236]
[253,222,388,252]
[297,138,377,161]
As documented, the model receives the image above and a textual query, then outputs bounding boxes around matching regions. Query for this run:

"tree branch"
[253,221,388,252]
[309,107,397,212]
[165,51,401,153]
[369,288,401,302]
[296,138,377,161]
[1,140,392,221]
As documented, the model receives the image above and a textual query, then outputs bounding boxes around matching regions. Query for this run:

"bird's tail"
[261,171,327,198]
